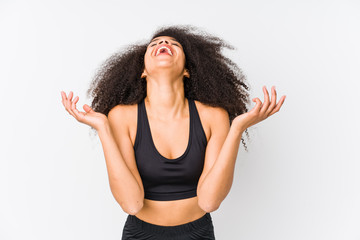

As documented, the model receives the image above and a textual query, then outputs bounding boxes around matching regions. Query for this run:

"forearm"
[197,124,244,211]
[97,123,144,214]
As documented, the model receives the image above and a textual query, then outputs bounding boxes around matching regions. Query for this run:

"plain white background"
[1,0,359,239]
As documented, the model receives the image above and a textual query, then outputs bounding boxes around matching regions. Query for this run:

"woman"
[61,25,286,239]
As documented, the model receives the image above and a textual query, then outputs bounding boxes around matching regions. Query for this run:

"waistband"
[126,213,212,235]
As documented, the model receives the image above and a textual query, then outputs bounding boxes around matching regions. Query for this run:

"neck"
[144,73,187,121]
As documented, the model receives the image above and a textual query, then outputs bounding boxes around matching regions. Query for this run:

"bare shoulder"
[193,100,230,139]
[193,100,229,122]
[108,103,138,146]
[108,103,137,122]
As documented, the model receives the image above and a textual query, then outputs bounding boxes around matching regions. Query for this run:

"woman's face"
[141,36,189,78]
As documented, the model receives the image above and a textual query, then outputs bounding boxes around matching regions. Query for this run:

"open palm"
[233,86,286,132]
[61,91,108,131]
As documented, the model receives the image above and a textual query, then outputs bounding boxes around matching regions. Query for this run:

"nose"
[158,39,169,45]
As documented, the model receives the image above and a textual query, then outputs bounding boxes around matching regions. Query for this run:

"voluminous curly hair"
[87,25,251,150]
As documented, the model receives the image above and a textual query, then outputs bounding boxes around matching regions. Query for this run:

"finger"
[83,104,94,113]
[61,91,73,114]
[61,91,66,106]
[259,86,270,115]
[66,94,78,118]
[252,98,262,113]
[73,95,79,105]
[269,95,286,116]
[61,91,66,100]
[70,96,81,118]
[62,91,72,108]
[68,97,79,118]
[61,91,77,118]
[61,91,68,103]
[68,91,73,101]
[66,105,77,118]
[265,86,277,116]
[72,96,81,114]
[71,96,87,121]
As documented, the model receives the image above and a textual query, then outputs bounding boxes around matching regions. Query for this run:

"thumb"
[83,104,94,113]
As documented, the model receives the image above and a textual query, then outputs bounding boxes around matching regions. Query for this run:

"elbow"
[121,200,144,215]
[198,197,220,213]
[124,205,143,216]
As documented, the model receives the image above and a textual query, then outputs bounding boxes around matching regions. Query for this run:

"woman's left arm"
[197,86,286,212]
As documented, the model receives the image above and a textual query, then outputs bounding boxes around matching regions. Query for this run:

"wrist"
[231,120,247,134]
[96,121,111,135]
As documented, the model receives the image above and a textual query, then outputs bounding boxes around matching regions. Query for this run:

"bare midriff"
[135,196,207,226]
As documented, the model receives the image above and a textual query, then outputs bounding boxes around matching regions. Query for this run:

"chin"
[153,63,179,69]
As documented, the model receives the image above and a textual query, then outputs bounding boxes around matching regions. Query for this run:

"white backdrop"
[1,0,359,239]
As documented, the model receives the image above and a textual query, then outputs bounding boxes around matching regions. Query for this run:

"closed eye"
[148,41,180,48]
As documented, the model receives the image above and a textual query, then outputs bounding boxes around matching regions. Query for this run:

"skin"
[60,36,286,226]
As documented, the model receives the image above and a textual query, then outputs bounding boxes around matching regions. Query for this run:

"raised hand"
[233,86,286,132]
[61,91,108,131]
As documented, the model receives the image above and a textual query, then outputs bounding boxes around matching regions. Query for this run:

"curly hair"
[87,25,251,150]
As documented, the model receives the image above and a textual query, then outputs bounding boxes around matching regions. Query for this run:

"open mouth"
[155,46,173,56]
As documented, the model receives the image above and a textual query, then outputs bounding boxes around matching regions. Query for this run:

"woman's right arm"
[97,116,144,215]
[61,91,144,215]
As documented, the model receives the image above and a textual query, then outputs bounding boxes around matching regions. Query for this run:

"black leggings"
[121,213,216,240]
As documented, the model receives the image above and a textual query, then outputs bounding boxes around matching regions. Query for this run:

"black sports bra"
[133,97,208,201]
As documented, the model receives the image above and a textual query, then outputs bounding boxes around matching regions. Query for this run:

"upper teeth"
[156,46,172,56]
